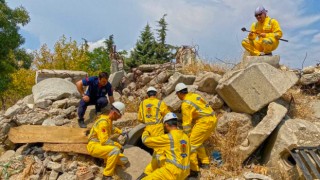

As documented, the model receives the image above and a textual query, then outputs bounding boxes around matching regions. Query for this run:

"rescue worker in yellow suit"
[141,112,190,180]
[175,83,218,178]
[87,102,128,180]
[241,6,283,56]
[137,87,170,179]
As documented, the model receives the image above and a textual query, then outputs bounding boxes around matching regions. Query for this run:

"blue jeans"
[77,96,108,120]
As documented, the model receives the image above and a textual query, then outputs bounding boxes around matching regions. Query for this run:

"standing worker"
[87,102,128,180]
[241,6,283,56]
[175,83,218,177]
[137,87,170,179]
[76,72,114,128]
[141,112,190,180]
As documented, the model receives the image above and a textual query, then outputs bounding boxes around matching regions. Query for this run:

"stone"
[139,73,153,86]
[211,95,224,109]
[4,104,22,118]
[234,55,280,70]
[243,172,273,180]
[15,112,48,125]
[216,63,298,114]
[116,146,152,179]
[49,170,59,180]
[126,73,134,81]
[42,118,56,126]
[163,85,197,112]
[22,94,34,105]
[194,72,221,94]
[67,98,80,107]
[113,91,121,101]
[15,144,29,156]
[299,71,320,85]
[30,175,40,180]
[52,99,68,109]
[51,154,63,162]
[217,112,253,143]
[0,150,15,162]
[32,78,80,103]
[109,70,125,89]
[149,71,171,86]
[122,88,130,96]
[311,100,320,119]
[62,106,77,116]
[164,72,196,95]
[113,112,138,127]
[238,102,287,162]
[68,161,78,171]
[35,99,52,109]
[36,69,87,84]
[263,118,320,179]
[302,66,315,74]
[138,64,161,72]
[58,172,77,180]
[127,82,137,91]
[47,161,63,172]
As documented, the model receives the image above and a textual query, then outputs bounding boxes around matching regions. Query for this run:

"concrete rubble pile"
[0,55,320,180]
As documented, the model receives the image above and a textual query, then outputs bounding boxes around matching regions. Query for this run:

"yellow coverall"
[181,93,218,171]
[138,97,170,174]
[87,115,128,176]
[242,16,283,56]
[141,129,190,180]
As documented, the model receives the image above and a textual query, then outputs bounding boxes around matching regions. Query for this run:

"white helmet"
[163,112,178,124]
[112,101,125,115]
[147,86,157,93]
[175,83,187,92]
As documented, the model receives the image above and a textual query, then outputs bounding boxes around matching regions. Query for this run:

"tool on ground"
[241,27,289,42]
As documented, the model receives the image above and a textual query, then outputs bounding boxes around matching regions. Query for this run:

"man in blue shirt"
[76,72,115,128]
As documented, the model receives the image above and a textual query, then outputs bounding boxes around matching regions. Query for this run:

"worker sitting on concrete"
[76,72,114,128]
[175,83,218,177]
[242,6,283,56]
[87,102,128,180]
[141,112,190,180]
[137,87,170,179]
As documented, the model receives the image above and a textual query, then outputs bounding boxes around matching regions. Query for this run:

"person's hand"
[82,95,90,102]
[259,33,266,38]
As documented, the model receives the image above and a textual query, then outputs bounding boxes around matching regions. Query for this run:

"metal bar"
[291,151,313,180]
[308,150,320,168]
[300,150,320,179]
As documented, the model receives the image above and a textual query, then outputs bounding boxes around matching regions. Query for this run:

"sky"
[8,0,320,68]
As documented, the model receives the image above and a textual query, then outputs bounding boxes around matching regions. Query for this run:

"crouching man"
[141,112,190,180]
[87,102,128,180]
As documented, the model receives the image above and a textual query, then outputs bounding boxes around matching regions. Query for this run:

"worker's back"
[182,92,214,119]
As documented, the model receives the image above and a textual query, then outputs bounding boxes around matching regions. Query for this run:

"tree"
[131,24,157,65]
[0,0,31,109]
[155,14,174,63]
[104,34,114,54]
[87,47,110,74]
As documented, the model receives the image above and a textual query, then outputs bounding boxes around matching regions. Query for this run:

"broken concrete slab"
[243,172,273,180]
[263,118,320,179]
[299,71,320,85]
[43,144,88,155]
[4,104,22,118]
[138,64,161,72]
[194,72,221,94]
[163,72,196,95]
[36,69,88,84]
[109,70,125,89]
[0,150,15,162]
[216,63,298,114]
[238,102,287,162]
[116,146,152,180]
[32,78,80,103]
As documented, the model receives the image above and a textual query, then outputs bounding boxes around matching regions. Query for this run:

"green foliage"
[87,46,110,74]
[130,24,157,65]
[104,34,114,54]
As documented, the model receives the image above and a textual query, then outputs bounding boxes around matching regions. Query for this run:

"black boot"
[199,163,210,169]
[136,173,147,180]
[102,176,113,180]
[188,170,199,178]
[78,119,87,128]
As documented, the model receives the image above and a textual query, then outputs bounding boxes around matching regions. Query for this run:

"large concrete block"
[36,69,87,84]
[163,85,197,112]
[32,78,80,103]
[234,55,280,70]
[109,70,125,89]
[238,102,287,162]
[263,118,320,179]
[216,63,298,114]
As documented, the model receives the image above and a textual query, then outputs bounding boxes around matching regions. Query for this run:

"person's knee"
[241,38,249,47]
[108,147,120,157]
[97,97,108,108]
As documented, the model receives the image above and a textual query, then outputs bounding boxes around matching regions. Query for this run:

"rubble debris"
[194,71,221,94]
[36,69,88,84]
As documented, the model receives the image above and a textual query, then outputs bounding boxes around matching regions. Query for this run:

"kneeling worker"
[141,112,190,180]
[87,102,128,180]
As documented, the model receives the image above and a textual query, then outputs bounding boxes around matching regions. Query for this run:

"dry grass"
[181,61,228,75]
[282,86,318,120]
